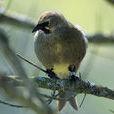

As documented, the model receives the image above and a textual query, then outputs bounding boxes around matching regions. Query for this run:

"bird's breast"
[34,31,86,78]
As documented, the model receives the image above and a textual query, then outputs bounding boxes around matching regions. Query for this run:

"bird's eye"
[41,21,49,28]
[40,21,51,34]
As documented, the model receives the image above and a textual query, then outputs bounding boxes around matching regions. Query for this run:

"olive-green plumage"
[33,11,87,111]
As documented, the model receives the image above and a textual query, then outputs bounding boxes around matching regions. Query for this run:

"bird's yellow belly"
[54,63,70,79]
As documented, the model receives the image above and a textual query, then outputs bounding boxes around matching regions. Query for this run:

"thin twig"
[40,93,72,101]
[0,99,27,108]
[0,74,114,102]
[0,12,114,44]
[78,73,87,108]
[46,89,56,104]
[79,94,86,108]
[0,29,53,114]
[17,53,59,79]
[16,53,47,73]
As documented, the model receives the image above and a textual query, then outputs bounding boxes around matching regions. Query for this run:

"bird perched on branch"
[32,11,87,111]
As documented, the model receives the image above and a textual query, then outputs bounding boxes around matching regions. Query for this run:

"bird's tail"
[57,91,78,111]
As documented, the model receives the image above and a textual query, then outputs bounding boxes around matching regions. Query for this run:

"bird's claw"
[46,68,59,79]
[69,75,77,81]
[69,73,80,81]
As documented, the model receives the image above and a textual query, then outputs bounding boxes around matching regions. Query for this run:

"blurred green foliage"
[3,0,114,33]
[0,0,114,114]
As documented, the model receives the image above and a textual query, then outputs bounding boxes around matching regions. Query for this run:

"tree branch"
[0,74,113,100]
[0,11,114,44]
[34,77,114,100]
[106,0,114,5]
[87,34,114,44]
[0,99,27,108]
[0,11,34,29]
[0,29,54,114]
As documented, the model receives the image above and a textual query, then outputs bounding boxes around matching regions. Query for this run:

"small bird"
[32,11,87,111]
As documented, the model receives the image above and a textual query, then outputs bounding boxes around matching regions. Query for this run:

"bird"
[32,11,88,111]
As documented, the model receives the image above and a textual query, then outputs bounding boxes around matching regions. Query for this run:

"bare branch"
[0,74,113,101]
[34,77,114,100]
[79,94,86,108]
[0,29,54,114]
[106,0,114,5]
[0,11,114,44]
[16,53,47,73]
[87,34,114,44]
[0,99,27,108]
[0,11,34,29]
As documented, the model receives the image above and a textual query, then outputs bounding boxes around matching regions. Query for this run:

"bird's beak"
[32,24,41,33]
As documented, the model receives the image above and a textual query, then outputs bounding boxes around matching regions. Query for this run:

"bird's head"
[32,11,67,34]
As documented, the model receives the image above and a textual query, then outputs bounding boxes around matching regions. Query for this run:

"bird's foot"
[68,64,77,81]
[46,68,59,79]
[69,74,77,81]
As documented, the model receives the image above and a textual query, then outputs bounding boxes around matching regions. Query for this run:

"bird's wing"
[75,24,88,48]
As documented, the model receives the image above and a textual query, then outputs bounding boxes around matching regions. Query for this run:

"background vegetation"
[0,0,114,114]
